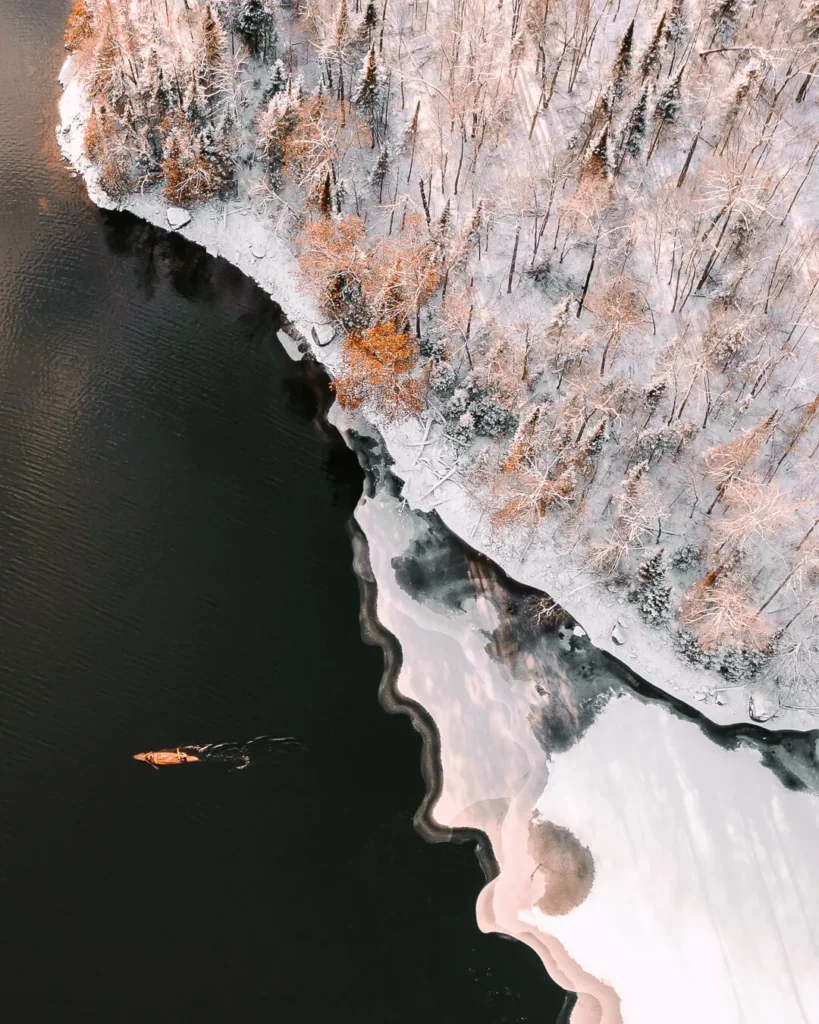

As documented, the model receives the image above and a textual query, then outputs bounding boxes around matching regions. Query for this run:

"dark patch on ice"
[391,525,476,614]
[382,501,623,754]
[528,818,595,916]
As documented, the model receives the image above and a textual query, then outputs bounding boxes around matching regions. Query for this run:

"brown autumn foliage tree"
[591,276,650,376]
[298,213,444,331]
[64,0,94,52]
[502,404,547,473]
[712,477,802,555]
[333,323,425,419]
[368,216,443,331]
[83,104,105,161]
[680,563,774,652]
[702,412,775,512]
[491,466,577,530]
[298,215,370,327]
[160,122,227,206]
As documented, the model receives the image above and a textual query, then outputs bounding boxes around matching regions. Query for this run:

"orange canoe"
[133,748,199,768]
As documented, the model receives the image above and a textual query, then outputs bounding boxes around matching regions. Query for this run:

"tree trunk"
[577,240,597,317]
[676,131,700,189]
[507,225,520,294]
[757,566,798,616]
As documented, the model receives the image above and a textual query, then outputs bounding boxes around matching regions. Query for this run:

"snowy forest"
[64,0,819,703]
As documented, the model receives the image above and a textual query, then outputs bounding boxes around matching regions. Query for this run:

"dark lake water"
[0,2,566,1021]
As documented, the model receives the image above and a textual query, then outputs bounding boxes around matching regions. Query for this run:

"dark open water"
[0,1,565,1021]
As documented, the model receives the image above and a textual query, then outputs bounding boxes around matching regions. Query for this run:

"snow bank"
[56,58,818,734]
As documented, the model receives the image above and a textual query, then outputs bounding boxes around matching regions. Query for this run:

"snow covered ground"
[354,483,819,1024]
[57,56,819,733]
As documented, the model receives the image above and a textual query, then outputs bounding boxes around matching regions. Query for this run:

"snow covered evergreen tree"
[638,12,666,80]
[654,68,683,124]
[611,20,635,99]
[643,378,668,419]
[709,0,741,44]
[671,543,703,571]
[665,0,689,47]
[629,550,672,624]
[268,59,287,96]
[363,0,378,41]
[369,143,390,201]
[356,45,381,145]
[620,86,649,163]
[237,0,276,58]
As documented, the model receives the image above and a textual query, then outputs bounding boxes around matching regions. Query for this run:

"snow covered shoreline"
[57,57,817,734]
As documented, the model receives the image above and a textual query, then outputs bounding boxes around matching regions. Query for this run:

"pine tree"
[466,200,482,255]
[369,143,390,202]
[665,0,688,45]
[334,0,349,101]
[654,68,683,123]
[363,0,378,41]
[611,20,635,99]
[356,45,380,144]
[201,118,235,198]
[433,198,452,269]
[269,59,287,95]
[802,0,819,37]
[83,104,103,161]
[181,70,204,129]
[237,0,274,57]
[334,177,347,214]
[709,0,740,43]
[622,459,648,499]
[641,377,668,425]
[546,295,572,342]
[647,67,684,161]
[153,62,172,119]
[638,12,666,80]
[162,133,185,202]
[403,99,421,182]
[336,0,349,48]
[585,124,613,179]
[600,83,616,121]
[644,378,668,413]
[319,170,332,216]
[202,4,226,69]
[438,197,451,233]
[184,72,209,130]
[621,86,649,161]
[578,419,607,473]
[503,404,544,472]
[629,550,672,624]
[730,60,761,109]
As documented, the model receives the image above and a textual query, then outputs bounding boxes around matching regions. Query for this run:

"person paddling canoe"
[133,748,199,768]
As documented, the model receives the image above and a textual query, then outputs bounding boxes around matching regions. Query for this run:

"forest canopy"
[65,0,819,704]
